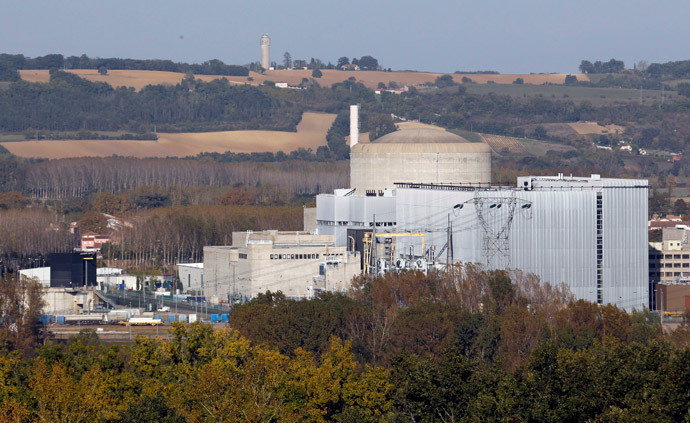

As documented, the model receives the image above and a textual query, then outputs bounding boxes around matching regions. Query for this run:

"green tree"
[513,77,524,84]
[98,66,108,75]
[337,56,350,68]
[435,74,456,88]
[357,56,379,71]
[312,68,323,78]
[283,51,292,69]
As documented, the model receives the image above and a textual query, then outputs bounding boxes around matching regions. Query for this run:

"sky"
[2,0,689,74]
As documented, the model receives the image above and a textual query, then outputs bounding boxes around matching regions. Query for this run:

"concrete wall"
[304,207,317,233]
[42,288,102,315]
[657,284,690,312]
[19,267,50,287]
[350,150,491,194]
[203,246,238,303]
[178,264,204,293]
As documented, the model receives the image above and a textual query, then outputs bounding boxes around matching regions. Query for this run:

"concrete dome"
[350,128,492,194]
[374,128,470,144]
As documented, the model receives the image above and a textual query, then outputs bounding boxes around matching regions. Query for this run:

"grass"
[447,129,483,143]
[0,134,25,142]
[520,138,574,156]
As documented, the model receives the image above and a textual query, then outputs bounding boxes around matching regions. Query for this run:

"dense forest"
[1,267,689,421]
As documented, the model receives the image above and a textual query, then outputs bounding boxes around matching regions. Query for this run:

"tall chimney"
[350,104,359,147]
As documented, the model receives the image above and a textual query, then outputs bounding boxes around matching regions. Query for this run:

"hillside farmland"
[19,69,589,91]
[0,112,335,159]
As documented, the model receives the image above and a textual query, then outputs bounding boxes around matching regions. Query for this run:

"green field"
[448,129,483,142]
[462,83,674,105]
[0,134,25,141]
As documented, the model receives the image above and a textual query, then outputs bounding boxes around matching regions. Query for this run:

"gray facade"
[315,175,649,311]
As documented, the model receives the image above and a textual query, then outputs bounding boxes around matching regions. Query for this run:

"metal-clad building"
[316,175,649,311]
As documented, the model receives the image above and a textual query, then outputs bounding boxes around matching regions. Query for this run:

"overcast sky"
[2,0,688,74]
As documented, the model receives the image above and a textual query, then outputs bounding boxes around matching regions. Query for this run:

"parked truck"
[121,317,163,326]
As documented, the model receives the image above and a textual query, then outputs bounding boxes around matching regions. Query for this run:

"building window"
[665,254,672,259]
[675,263,681,268]
[674,254,681,259]
[239,253,247,259]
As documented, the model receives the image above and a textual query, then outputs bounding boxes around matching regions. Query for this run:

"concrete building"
[97,268,137,290]
[316,174,649,311]
[203,231,360,303]
[349,102,490,195]
[656,280,690,314]
[648,226,690,308]
[178,263,204,293]
[42,288,102,315]
[350,128,492,195]
[19,267,50,287]
[260,34,270,70]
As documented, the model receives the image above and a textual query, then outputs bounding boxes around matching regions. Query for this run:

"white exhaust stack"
[350,104,359,147]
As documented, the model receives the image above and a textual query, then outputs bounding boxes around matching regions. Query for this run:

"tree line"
[1,266,689,421]
[0,71,302,133]
[0,53,248,80]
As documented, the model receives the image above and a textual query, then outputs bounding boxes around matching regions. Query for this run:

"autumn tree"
[78,210,108,233]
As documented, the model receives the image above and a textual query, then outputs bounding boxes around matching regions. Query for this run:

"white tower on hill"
[260,34,270,70]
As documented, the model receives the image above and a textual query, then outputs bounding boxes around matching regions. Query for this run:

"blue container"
[154,314,162,320]
[221,314,229,323]
[40,315,53,325]
[57,316,66,324]
[168,315,177,323]
[178,314,187,322]
[210,314,220,323]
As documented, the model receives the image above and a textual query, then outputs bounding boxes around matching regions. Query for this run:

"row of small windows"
[650,263,690,268]
[649,253,690,260]
[649,271,689,277]
[270,253,320,260]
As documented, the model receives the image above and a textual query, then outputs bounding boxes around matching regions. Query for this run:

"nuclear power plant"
[349,106,491,195]
[314,105,650,311]
[260,34,270,70]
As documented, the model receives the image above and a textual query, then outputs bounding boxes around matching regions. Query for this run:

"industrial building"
[49,252,97,288]
[314,106,650,311]
[203,231,359,303]
[317,175,649,311]
[178,263,204,293]
[348,105,492,195]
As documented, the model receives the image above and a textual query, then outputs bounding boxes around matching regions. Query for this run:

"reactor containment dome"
[350,126,492,195]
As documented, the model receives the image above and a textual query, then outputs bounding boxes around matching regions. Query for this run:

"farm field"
[568,121,624,135]
[19,69,243,91]
[0,112,335,159]
[461,83,673,105]
[19,68,589,91]
[481,134,529,155]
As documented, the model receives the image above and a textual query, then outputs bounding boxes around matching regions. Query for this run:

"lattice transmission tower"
[464,192,532,269]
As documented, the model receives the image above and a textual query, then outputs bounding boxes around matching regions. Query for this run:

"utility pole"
[659,287,664,325]
[446,214,451,268]
[372,214,377,275]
